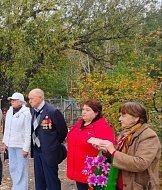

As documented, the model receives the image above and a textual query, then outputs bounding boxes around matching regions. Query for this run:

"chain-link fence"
[47,97,81,127]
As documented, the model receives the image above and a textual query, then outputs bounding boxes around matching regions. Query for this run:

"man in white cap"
[7,92,25,102]
[2,92,31,190]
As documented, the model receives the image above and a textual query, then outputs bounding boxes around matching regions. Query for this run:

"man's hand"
[23,151,29,158]
[3,143,8,152]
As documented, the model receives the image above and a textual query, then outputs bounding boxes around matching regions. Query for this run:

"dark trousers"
[76,181,88,190]
[33,150,61,190]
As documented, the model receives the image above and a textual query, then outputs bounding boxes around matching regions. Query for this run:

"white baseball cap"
[8,92,25,101]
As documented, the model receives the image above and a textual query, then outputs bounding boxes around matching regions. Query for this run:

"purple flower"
[97,155,106,165]
[88,174,97,186]
[93,155,106,167]
[85,156,94,166]
[97,174,108,187]
[83,154,111,189]
[102,163,111,174]
[93,158,99,167]
[82,166,92,175]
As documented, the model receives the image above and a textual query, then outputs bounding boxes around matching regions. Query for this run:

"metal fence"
[0,97,80,127]
[47,97,81,127]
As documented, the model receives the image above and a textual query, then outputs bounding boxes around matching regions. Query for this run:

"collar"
[80,115,102,128]
[129,123,148,145]
[13,105,22,115]
[132,123,148,137]
[34,100,45,112]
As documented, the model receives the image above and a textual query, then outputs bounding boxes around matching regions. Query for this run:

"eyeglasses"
[10,99,18,102]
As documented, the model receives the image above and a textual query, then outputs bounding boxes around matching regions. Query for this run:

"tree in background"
[0,0,158,104]
[70,65,161,130]
[0,0,70,103]
[69,2,162,132]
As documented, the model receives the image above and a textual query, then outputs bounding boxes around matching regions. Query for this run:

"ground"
[0,129,161,190]
[0,127,76,190]
[1,158,76,190]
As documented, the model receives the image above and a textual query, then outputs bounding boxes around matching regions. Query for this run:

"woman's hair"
[119,101,147,124]
[83,99,103,117]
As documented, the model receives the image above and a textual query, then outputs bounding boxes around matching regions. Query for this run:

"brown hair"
[119,101,147,124]
[83,99,102,117]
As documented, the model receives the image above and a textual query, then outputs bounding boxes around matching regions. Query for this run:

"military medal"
[41,114,52,129]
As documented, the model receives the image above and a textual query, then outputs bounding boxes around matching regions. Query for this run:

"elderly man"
[28,88,68,190]
[3,92,31,189]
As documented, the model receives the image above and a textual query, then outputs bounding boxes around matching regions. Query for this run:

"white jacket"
[3,105,31,152]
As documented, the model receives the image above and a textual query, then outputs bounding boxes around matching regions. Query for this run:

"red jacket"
[67,117,115,183]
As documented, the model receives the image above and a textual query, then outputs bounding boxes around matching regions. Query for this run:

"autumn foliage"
[71,68,161,133]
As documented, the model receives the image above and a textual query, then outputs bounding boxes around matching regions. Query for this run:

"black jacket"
[31,101,68,166]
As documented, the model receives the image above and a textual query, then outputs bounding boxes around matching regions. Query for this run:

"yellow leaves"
[150,64,155,69]
[158,76,162,80]
[156,56,162,62]
[156,31,162,36]
[81,92,89,100]
[141,67,148,71]
[147,85,157,95]
[70,67,161,132]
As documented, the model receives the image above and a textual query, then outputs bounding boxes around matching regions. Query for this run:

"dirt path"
[1,158,76,190]
[0,127,76,190]
[1,128,161,190]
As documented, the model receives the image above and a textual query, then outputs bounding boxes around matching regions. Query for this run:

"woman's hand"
[93,140,116,154]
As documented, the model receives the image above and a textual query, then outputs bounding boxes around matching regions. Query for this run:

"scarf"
[116,123,142,154]
[13,106,22,115]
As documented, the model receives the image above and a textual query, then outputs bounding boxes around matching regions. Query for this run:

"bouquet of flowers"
[82,151,119,190]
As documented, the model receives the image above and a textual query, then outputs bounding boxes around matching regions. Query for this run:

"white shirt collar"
[34,100,45,112]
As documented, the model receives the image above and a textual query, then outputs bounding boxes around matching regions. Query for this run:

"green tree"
[0,0,70,103]
[0,0,159,106]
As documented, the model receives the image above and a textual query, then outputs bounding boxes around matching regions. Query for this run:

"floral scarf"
[116,123,142,154]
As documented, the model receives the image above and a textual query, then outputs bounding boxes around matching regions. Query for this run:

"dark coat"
[31,101,68,167]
